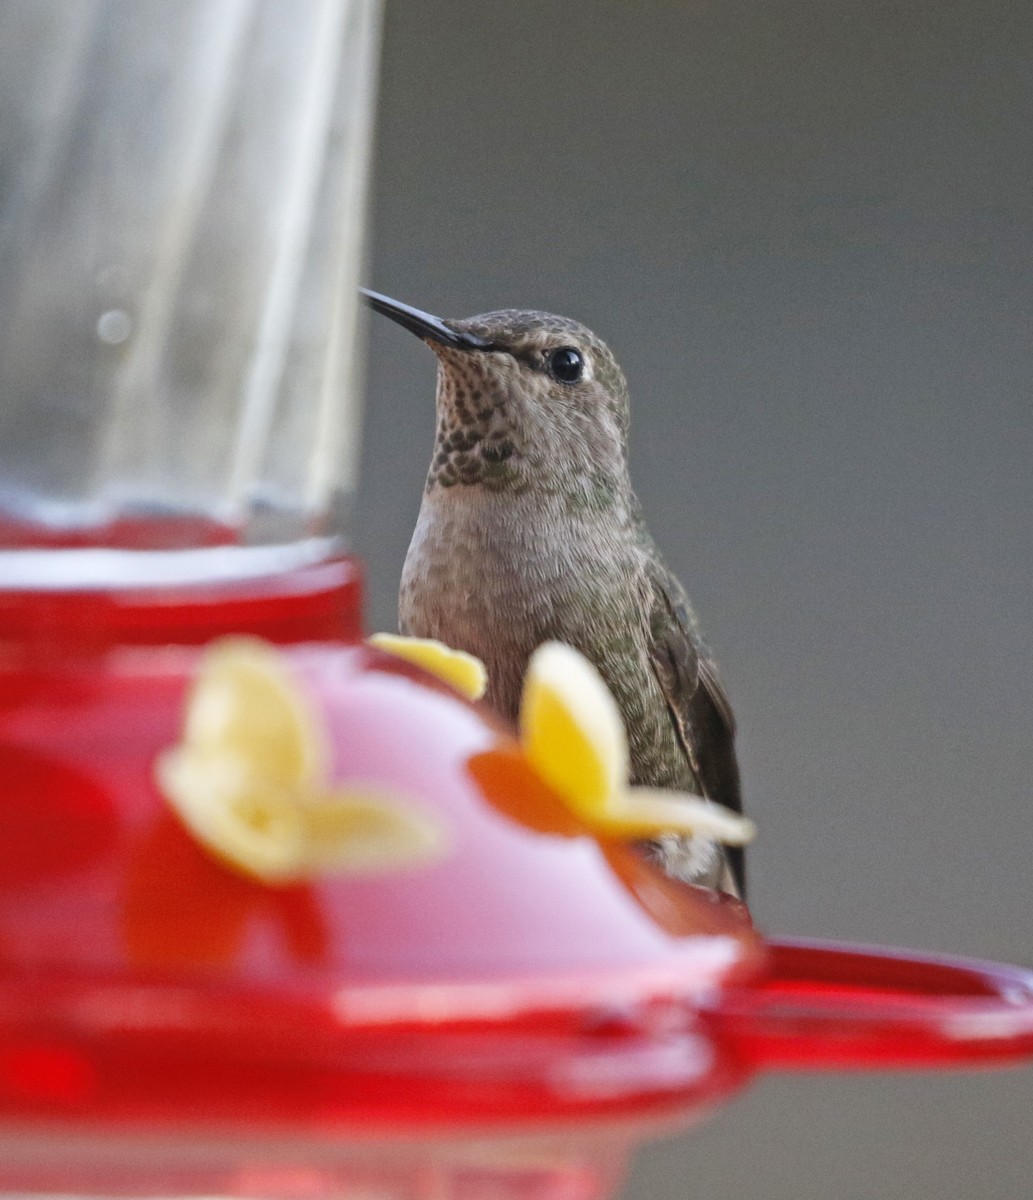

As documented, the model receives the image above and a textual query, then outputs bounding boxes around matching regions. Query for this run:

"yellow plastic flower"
[367,633,487,701]
[520,642,755,846]
[157,637,443,884]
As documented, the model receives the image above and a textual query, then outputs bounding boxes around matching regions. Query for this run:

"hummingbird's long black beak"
[360,288,493,351]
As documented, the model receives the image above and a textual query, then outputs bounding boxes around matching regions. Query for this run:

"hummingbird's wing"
[644,559,746,895]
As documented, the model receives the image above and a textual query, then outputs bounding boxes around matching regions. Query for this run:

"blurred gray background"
[356,2,1033,1196]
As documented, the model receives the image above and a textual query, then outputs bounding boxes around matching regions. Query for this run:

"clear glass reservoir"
[0,0,381,585]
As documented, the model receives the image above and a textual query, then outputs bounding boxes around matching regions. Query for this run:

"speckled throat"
[425,347,525,492]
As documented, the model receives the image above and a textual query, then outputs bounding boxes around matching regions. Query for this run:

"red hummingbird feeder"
[2,568,1033,1195]
[0,3,1030,1197]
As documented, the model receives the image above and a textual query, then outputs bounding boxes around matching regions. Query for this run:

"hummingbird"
[363,288,745,895]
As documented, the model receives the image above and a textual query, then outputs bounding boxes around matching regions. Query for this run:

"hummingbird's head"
[363,290,632,509]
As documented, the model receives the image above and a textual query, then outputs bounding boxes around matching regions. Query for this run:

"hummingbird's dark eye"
[547,346,584,384]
